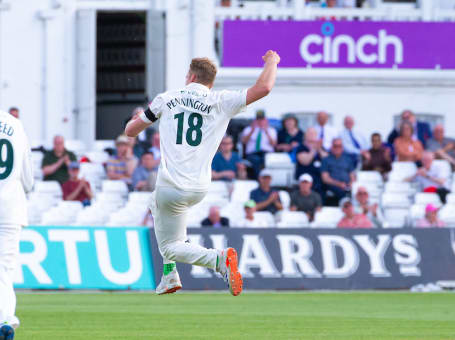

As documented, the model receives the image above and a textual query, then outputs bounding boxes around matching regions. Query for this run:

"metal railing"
[215,2,455,22]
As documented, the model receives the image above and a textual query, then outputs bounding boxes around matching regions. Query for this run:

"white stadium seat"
[389,162,417,181]
[208,181,229,198]
[220,201,245,224]
[128,192,154,204]
[253,211,275,227]
[383,208,409,228]
[433,159,452,181]
[93,140,115,152]
[278,190,291,210]
[74,207,108,226]
[264,153,295,187]
[265,153,293,168]
[33,181,63,200]
[231,180,258,203]
[277,211,309,228]
[102,180,128,196]
[264,167,294,187]
[85,151,110,164]
[438,205,455,225]
[410,204,427,225]
[311,207,343,228]
[384,181,414,195]
[381,193,411,209]
[414,192,442,206]
[356,171,383,187]
[65,139,87,156]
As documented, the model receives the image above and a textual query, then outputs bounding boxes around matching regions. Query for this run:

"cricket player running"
[125,50,280,296]
[0,110,34,339]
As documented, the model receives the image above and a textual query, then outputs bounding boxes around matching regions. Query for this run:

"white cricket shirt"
[0,111,34,226]
[140,82,247,192]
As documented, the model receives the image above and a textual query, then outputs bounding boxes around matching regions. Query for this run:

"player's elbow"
[124,125,138,138]
[259,84,272,96]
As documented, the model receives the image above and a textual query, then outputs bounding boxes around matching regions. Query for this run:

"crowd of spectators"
[13,103,451,229]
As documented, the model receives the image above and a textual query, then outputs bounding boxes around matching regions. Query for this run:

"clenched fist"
[262,50,280,65]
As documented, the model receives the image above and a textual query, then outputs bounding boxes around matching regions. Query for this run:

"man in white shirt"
[313,111,339,151]
[240,110,277,178]
[125,50,280,296]
[0,110,34,339]
[340,115,369,167]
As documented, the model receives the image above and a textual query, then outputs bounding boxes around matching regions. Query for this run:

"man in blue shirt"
[250,169,283,214]
[321,138,356,206]
[132,152,157,191]
[212,135,246,181]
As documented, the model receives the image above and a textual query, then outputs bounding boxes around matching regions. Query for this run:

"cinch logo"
[299,22,404,65]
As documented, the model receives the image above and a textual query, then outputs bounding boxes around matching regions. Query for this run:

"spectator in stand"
[321,138,356,206]
[201,206,230,228]
[148,132,161,168]
[128,135,145,160]
[340,115,369,167]
[8,107,19,119]
[250,169,282,214]
[106,135,138,187]
[276,114,303,153]
[241,110,277,178]
[405,151,449,203]
[62,162,93,206]
[313,111,338,151]
[290,173,322,222]
[41,135,77,185]
[394,121,424,162]
[387,110,432,147]
[236,200,270,228]
[361,132,392,176]
[354,186,383,228]
[212,135,247,181]
[426,124,455,169]
[415,204,445,228]
[337,197,373,228]
[295,127,328,195]
[132,152,158,191]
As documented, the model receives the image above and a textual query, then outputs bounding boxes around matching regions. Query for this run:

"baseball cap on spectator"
[68,161,80,170]
[339,197,353,208]
[244,200,256,208]
[116,135,130,145]
[425,203,438,213]
[259,169,273,178]
[298,173,313,183]
[256,110,265,119]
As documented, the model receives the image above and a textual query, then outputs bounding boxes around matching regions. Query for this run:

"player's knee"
[159,243,178,262]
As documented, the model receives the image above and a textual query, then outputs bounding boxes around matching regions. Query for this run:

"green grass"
[15,292,455,340]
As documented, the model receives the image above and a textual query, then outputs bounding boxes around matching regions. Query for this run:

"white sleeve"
[21,129,34,193]
[219,89,248,118]
[140,95,165,124]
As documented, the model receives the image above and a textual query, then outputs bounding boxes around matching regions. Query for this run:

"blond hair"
[189,57,217,86]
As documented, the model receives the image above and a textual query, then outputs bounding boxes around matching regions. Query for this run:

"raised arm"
[125,113,152,138]
[246,50,280,106]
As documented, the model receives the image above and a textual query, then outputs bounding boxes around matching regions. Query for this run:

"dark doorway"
[96,11,148,139]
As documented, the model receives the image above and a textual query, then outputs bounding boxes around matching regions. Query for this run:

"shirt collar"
[186,82,210,92]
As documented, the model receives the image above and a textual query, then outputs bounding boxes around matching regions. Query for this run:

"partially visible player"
[0,110,34,339]
[125,50,280,296]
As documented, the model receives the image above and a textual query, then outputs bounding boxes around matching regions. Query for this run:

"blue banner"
[15,227,155,290]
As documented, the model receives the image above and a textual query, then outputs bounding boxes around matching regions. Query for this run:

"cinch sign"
[223,20,455,69]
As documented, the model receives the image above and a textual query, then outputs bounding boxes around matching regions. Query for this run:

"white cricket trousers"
[152,186,217,270]
[0,225,20,327]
